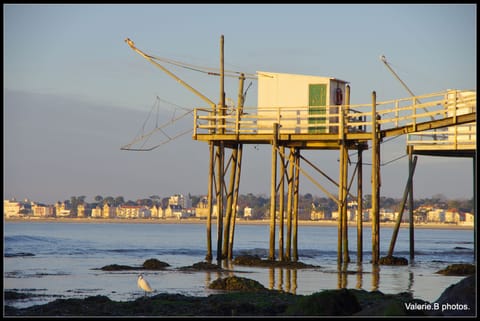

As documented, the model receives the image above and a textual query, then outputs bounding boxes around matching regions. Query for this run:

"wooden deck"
[193,89,476,154]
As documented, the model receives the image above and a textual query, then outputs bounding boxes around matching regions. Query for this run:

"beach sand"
[5,216,474,230]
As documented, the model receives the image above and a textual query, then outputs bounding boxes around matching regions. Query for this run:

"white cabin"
[257,71,349,134]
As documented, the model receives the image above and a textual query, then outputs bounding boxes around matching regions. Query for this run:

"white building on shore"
[116,205,151,219]
[4,199,22,218]
[32,203,55,217]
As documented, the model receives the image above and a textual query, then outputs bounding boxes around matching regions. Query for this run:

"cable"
[381,153,408,166]
[121,95,194,151]
[345,133,408,167]
[146,53,258,79]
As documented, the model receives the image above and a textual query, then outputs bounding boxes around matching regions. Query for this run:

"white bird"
[137,274,153,296]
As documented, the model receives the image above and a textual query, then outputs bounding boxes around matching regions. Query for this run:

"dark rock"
[379,255,408,265]
[142,258,170,270]
[353,290,428,316]
[6,295,114,316]
[98,259,170,271]
[232,254,262,265]
[286,288,361,316]
[204,291,295,316]
[178,261,224,271]
[5,252,35,257]
[453,246,470,250]
[430,274,476,316]
[232,255,318,268]
[4,275,476,316]
[208,276,267,291]
[435,263,475,276]
[100,264,138,271]
[4,290,35,300]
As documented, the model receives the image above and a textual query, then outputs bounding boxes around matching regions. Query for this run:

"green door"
[309,84,327,134]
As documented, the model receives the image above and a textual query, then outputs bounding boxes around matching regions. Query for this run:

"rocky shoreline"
[4,261,476,317]
[4,276,476,317]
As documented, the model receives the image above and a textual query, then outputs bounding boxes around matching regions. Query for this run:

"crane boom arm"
[380,55,434,121]
[125,38,216,109]
[380,55,418,101]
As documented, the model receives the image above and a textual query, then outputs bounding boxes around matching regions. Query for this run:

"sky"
[3,4,477,205]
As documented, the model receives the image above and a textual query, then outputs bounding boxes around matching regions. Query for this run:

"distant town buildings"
[32,203,55,217]
[3,196,475,227]
[4,194,198,220]
[4,199,23,217]
[55,201,71,217]
[244,206,253,219]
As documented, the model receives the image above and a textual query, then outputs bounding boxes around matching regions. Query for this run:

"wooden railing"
[193,89,476,146]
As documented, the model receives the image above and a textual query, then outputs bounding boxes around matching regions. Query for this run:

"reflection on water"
[267,267,297,294]
[408,269,414,294]
[211,261,420,296]
[356,263,363,289]
[288,269,296,294]
[333,262,376,291]
[371,264,379,291]
[264,262,386,295]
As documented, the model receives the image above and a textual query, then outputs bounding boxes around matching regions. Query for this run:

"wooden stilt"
[278,146,285,261]
[341,143,349,263]
[223,150,237,258]
[408,145,415,261]
[357,148,363,263]
[286,148,295,261]
[371,91,380,265]
[228,144,242,259]
[292,150,300,262]
[216,35,225,264]
[205,141,214,262]
[388,153,417,257]
[337,141,344,263]
[227,74,245,260]
[215,143,224,263]
[269,123,279,260]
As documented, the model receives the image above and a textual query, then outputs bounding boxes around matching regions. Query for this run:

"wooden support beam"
[342,86,351,264]
[278,146,286,261]
[285,148,295,261]
[408,145,415,261]
[216,35,225,264]
[269,123,279,260]
[223,149,237,258]
[292,150,300,262]
[357,148,363,263]
[337,147,344,263]
[205,142,214,262]
[228,144,242,259]
[387,153,417,257]
[215,143,224,263]
[227,73,246,260]
[371,91,380,265]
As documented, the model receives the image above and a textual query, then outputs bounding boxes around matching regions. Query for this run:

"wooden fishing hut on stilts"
[192,37,476,266]
[125,35,476,268]
[191,36,375,265]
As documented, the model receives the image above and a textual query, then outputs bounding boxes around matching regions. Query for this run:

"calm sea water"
[3,221,475,309]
